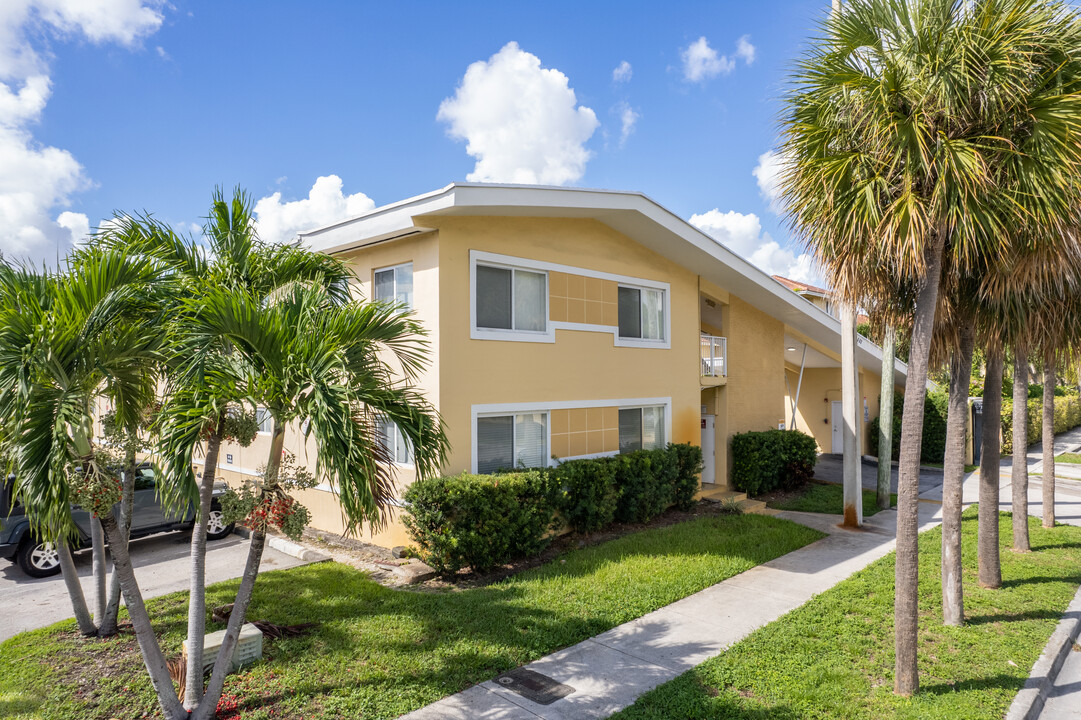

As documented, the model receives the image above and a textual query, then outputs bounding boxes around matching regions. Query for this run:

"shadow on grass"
[0,695,42,718]
[921,673,1029,696]
[1000,573,1081,589]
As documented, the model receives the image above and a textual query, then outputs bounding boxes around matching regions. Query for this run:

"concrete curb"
[233,526,332,563]
[1005,583,1081,720]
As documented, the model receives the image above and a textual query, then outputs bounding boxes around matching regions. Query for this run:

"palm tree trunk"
[99,512,187,720]
[184,419,225,711]
[194,420,284,720]
[941,315,974,626]
[90,518,107,626]
[1012,346,1031,552]
[878,325,896,510]
[978,344,1004,588]
[894,232,946,697]
[100,463,136,636]
[58,537,97,636]
[1043,354,1056,528]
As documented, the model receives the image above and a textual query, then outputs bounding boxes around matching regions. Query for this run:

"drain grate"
[494,668,575,705]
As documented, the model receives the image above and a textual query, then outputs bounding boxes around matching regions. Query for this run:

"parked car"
[0,463,234,578]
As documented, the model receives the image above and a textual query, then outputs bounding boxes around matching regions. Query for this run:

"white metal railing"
[700,335,727,377]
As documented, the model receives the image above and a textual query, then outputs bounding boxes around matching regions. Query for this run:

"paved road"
[812,453,944,495]
[1042,641,1081,719]
[1,530,310,641]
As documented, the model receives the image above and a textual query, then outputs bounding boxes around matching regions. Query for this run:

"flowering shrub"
[69,464,122,517]
[219,451,315,540]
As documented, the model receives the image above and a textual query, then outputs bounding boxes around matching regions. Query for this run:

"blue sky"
[1,0,832,280]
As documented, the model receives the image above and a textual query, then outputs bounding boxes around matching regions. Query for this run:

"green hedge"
[402,443,704,573]
[867,391,948,464]
[401,470,559,574]
[730,429,818,496]
[1002,394,1081,454]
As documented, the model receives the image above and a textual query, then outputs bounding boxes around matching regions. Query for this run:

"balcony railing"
[701,334,727,377]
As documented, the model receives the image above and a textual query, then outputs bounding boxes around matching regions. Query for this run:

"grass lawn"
[1056,452,1081,464]
[611,509,1081,720]
[0,512,823,720]
[768,482,897,517]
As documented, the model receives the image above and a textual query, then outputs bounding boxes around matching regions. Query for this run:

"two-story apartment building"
[202,183,907,546]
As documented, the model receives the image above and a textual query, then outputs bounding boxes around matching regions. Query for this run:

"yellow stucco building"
[204,183,908,546]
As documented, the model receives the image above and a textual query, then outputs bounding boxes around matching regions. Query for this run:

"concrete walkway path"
[402,425,1081,720]
[401,503,943,720]
[1041,640,1081,720]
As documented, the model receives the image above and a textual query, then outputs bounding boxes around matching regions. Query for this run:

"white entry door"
[831,401,843,453]
[701,415,716,484]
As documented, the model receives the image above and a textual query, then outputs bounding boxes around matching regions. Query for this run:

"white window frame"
[254,407,273,435]
[471,255,552,343]
[469,250,671,348]
[378,418,414,467]
[615,283,669,347]
[373,262,414,310]
[470,397,672,471]
[473,410,550,474]
[617,404,668,454]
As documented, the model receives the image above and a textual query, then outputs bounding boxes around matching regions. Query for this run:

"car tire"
[206,502,235,541]
[16,537,63,578]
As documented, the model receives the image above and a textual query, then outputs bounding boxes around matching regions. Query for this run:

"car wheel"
[206,503,235,541]
[17,538,62,578]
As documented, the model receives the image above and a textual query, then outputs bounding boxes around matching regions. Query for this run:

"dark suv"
[0,464,234,578]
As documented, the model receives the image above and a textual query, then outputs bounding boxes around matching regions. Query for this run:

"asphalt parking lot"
[1,530,310,641]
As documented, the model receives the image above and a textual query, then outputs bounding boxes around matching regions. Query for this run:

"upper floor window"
[476,264,547,333]
[374,263,413,309]
[618,285,665,341]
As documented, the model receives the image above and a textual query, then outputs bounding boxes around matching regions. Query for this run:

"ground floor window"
[618,406,665,453]
[477,412,548,473]
[378,419,413,465]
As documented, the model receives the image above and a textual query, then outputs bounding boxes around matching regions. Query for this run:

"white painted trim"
[470,252,555,343]
[472,249,670,290]
[470,397,673,473]
[550,321,619,334]
[556,450,619,463]
[613,283,671,349]
[372,261,415,310]
[471,409,552,474]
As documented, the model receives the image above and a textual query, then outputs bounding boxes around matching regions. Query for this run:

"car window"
[133,468,155,492]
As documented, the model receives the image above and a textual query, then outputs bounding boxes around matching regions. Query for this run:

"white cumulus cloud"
[612,60,632,82]
[56,210,90,245]
[689,208,821,285]
[752,149,790,213]
[617,102,639,147]
[681,35,756,83]
[254,175,376,244]
[437,42,600,186]
[0,0,165,262]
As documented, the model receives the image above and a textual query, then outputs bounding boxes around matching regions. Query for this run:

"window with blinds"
[378,419,413,465]
[618,406,666,453]
[254,407,273,434]
[617,285,665,341]
[374,263,413,309]
[476,264,547,333]
[476,412,548,473]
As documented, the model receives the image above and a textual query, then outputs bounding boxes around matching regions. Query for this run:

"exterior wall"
[785,365,894,453]
[550,407,620,458]
[433,215,702,474]
[725,295,786,435]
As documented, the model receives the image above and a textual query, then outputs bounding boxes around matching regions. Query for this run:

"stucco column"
[841,303,863,527]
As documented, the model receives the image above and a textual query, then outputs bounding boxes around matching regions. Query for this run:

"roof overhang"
[299,182,909,385]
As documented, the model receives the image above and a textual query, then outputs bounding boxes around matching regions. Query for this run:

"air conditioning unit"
[183,623,263,676]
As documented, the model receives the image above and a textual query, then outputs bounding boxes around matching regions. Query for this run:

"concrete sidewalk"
[401,503,943,720]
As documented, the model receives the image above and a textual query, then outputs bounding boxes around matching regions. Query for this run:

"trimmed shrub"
[552,457,618,534]
[731,429,818,496]
[611,449,676,523]
[1002,394,1081,454]
[669,443,704,510]
[401,470,559,574]
[867,390,949,464]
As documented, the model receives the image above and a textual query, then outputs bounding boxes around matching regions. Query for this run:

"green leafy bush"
[731,429,818,496]
[552,457,618,533]
[401,470,560,574]
[404,444,708,570]
[867,390,949,464]
[1002,394,1081,454]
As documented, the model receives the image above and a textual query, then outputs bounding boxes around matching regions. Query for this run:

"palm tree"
[103,187,356,708]
[0,250,164,639]
[780,0,1081,694]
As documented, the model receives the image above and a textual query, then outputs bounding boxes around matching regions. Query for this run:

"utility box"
[183,623,263,675]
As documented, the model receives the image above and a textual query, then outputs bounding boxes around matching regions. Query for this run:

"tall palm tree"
[0,250,164,639]
[780,0,1081,694]
[103,187,355,708]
